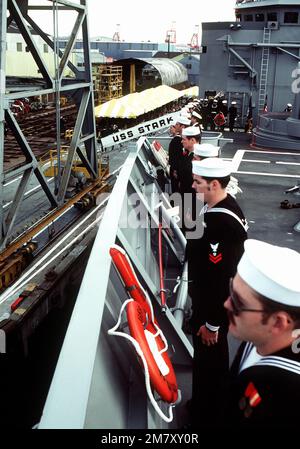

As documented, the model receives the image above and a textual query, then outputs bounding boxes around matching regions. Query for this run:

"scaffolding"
[97,65,123,103]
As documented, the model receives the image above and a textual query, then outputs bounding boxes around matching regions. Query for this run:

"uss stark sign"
[100,112,178,148]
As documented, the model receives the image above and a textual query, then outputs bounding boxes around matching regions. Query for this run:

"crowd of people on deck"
[161,100,300,430]
[177,95,239,132]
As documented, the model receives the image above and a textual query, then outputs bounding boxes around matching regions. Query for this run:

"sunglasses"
[229,278,264,316]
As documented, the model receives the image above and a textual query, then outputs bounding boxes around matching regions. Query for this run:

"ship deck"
[0,130,299,429]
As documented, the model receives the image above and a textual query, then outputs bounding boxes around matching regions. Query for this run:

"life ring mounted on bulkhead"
[151,140,170,176]
[126,300,178,404]
[108,244,179,422]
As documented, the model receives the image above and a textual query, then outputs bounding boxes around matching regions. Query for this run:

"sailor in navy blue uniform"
[190,109,202,128]
[177,126,201,233]
[187,158,248,427]
[168,115,190,193]
[193,144,242,198]
[224,239,300,428]
[178,126,201,197]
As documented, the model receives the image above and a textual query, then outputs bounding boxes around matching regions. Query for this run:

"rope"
[108,298,174,423]
[158,222,166,309]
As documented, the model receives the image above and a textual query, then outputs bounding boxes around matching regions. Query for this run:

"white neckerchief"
[239,343,262,373]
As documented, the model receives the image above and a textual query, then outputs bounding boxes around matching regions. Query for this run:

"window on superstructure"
[16,42,22,52]
[267,12,277,21]
[255,13,264,22]
[284,12,298,23]
[244,14,253,21]
[236,14,241,22]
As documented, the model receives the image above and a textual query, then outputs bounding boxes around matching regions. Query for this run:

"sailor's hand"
[197,325,218,346]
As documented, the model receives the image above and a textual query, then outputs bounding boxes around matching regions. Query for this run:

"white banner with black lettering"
[100,112,179,148]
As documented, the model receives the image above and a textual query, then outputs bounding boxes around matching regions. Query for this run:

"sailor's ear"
[271,312,293,334]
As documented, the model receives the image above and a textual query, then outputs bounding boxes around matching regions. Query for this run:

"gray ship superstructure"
[199,0,300,126]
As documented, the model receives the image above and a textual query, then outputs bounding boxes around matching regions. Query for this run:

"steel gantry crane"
[0,0,99,253]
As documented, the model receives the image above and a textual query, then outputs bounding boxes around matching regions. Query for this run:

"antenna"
[188,25,200,50]
[113,24,121,42]
[165,21,176,44]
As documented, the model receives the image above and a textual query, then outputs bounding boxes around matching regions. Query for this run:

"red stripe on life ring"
[153,140,162,152]
[110,246,152,320]
[126,301,178,403]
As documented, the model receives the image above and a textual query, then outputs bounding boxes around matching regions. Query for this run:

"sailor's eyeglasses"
[229,278,264,316]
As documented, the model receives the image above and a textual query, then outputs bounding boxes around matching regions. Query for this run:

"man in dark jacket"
[228,101,237,132]
[168,116,190,193]
[177,126,201,233]
[187,158,248,428]
[224,239,300,429]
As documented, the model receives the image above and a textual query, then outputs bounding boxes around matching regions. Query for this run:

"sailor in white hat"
[221,99,228,117]
[176,115,191,126]
[193,143,220,160]
[229,101,238,132]
[224,239,300,429]
[190,109,203,128]
[187,157,247,428]
[210,99,219,131]
[181,126,201,158]
[182,126,201,137]
[180,109,192,119]
[175,126,202,232]
[179,126,202,194]
[200,98,209,130]
[168,115,191,193]
[193,147,242,198]
[284,103,293,112]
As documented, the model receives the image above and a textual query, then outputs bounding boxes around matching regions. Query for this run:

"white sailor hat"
[180,111,192,119]
[231,101,237,105]
[238,240,300,307]
[287,103,292,107]
[192,110,202,120]
[222,100,228,104]
[182,126,201,137]
[176,115,191,126]
[193,143,219,158]
[192,157,232,177]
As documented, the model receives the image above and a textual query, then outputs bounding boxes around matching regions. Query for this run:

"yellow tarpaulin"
[94,85,185,119]
[181,86,199,97]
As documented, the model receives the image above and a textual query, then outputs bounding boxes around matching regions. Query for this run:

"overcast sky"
[29,0,236,44]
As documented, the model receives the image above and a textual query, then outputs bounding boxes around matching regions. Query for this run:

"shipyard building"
[199,0,300,125]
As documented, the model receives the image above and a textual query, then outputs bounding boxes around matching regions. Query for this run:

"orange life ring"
[110,246,152,320]
[214,113,225,126]
[153,140,163,152]
[150,140,170,176]
[110,245,178,404]
[126,301,178,403]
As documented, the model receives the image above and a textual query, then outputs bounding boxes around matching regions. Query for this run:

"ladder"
[258,28,271,112]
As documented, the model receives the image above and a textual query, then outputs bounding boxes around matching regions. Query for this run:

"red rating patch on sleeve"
[209,253,222,264]
[209,243,222,264]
